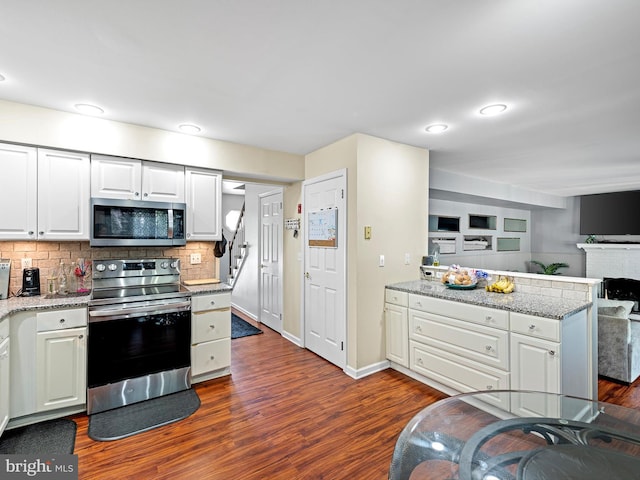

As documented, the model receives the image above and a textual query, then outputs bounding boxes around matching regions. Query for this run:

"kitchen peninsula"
[385,272,599,416]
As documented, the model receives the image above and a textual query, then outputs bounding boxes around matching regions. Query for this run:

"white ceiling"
[1,0,639,197]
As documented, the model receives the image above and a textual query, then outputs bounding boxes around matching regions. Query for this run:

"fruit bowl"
[444,282,477,290]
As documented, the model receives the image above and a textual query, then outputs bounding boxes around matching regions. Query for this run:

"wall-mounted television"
[579,190,640,235]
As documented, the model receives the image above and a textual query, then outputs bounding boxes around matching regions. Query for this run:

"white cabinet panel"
[0,336,9,435]
[409,310,509,371]
[90,154,141,200]
[385,303,409,367]
[510,332,560,395]
[142,161,185,203]
[0,143,37,240]
[192,308,232,343]
[91,155,184,202]
[190,292,231,383]
[37,149,91,240]
[191,338,230,376]
[36,327,87,412]
[185,167,222,241]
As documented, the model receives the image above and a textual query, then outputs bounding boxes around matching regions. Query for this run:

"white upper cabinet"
[0,144,89,241]
[0,143,38,240]
[37,149,91,241]
[185,167,222,241]
[91,155,185,203]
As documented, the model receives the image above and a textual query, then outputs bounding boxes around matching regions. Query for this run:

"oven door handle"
[89,300,191,322]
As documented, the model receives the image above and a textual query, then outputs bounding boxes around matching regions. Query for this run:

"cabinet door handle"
[209,325,215,329]
[28,231,34,235]
[529,324,536,330]
[39,231,44,235]
[415,301,422,307]
[416,325,422,332]
[210,300,216,305]
[59,318,66,324]
[134,192,140,197]
[210,355,215,360]
[485,345,493,352]
[485,316,493,322]
[548,350,556,356]
[78,334,84,339]
[486,385,493,390]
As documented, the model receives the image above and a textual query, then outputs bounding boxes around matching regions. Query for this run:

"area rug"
[232,313,263,339]
[0,418,76,454]
[88,388,200,441]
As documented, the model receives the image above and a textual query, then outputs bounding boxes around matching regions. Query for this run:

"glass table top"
[389,390,640,480]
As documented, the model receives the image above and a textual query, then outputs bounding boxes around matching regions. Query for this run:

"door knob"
[304,272,310,279]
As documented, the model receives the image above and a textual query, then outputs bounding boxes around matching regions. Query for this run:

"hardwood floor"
[71,314,640,479]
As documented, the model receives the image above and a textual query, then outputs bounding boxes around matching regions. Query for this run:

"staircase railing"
[227,203,247,287]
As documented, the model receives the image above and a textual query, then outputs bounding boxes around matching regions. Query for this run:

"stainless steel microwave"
[90,198,186,247]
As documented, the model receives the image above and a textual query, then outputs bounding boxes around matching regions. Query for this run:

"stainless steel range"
[87,258,191,415]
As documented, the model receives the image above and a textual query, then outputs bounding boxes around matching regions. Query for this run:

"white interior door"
[259,189,283,333]
[303,170,347,369]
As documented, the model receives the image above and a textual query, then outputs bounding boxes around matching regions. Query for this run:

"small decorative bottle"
[58,260,68,295]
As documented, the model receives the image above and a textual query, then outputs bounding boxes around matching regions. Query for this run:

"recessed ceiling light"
[75,103,104,115]
[425,124,448,134]
[479,104,507,116]
[179,124,201,134]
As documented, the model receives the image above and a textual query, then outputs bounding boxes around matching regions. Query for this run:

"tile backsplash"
[0,241,219,296]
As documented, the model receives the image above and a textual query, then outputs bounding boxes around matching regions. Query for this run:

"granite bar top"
[0,282,233,322]
[387,280,591,320]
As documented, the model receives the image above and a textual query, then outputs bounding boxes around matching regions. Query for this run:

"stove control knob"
[108,263,118,271]
[170,261,179,269]
[161,261,169,269]
[95,263,106,272]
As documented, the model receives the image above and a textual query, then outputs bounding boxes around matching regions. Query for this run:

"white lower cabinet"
[36,327,87,412]
[388,288,592,414]
[191,292,231,383]
[0,319,10,435]
[385,290,409,367]
[9,307,87,426]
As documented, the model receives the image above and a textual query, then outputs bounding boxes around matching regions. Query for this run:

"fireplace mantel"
[578,243,640,281]
[578,243,640,251]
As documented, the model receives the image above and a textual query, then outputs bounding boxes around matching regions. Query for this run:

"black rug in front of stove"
[88,388,200,441]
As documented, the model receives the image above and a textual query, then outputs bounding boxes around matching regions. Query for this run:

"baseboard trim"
[281,330,302,347]
[231,303,258,322]
[344,360,390,379]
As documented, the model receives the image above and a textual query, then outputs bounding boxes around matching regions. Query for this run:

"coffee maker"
[21,267,41,296]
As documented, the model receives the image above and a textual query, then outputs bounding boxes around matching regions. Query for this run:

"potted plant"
[530,260,569,275]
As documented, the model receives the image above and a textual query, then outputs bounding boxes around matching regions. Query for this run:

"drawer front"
[385,289,408,307]
[511,312,560,342]
[0,318,8,342]
[192,308,231,343]
[192,292,231,312]
[409,311,509,370]
[36,308,87,332]
[409,294,508,330]
[410,341,510,409]
[191,338,230,376]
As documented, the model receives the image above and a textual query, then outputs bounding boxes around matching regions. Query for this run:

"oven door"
[88,309,191,388]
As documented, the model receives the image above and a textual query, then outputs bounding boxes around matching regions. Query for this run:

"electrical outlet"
[21,258,32,269]
[404,253,411,265]
[190,253,202,265]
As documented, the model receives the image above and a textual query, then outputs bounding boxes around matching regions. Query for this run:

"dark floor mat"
[88,388,200,441]
[0,418,76,454]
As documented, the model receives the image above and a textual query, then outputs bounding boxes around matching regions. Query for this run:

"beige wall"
[356,135,429,368]
[305,135,359,365]
[283,182,303,337]
[0,99,304,181]
[305,134,429,371]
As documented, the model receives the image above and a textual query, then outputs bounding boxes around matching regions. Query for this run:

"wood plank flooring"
[71,313,640,479]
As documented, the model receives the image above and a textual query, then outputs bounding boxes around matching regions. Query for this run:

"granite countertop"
[387,280,591,320]
[0,282,233,321]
